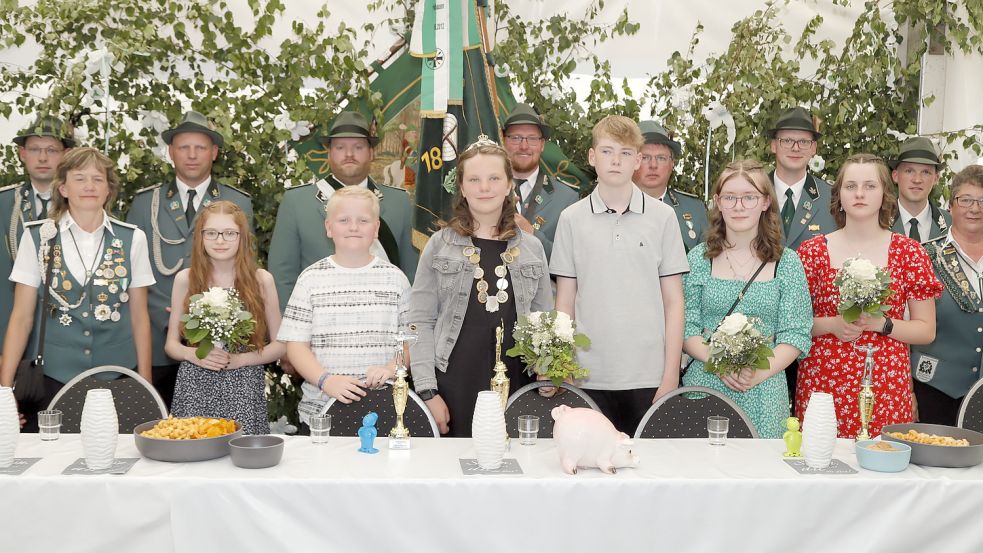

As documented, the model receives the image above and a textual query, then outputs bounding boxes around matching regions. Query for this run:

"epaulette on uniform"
[673,188,701,199]
[134,184,162,195]
[552,176,580,191]
[376,181,409,193]
[923,235,946,245]
[0,183,24,193]
[24,219,46,227]
[108,216,138,230]
[221,183,251,198]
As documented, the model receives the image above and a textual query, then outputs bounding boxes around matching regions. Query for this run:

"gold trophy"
[490,322,510,411]
[854,343,878,441]
[389,326,418,450]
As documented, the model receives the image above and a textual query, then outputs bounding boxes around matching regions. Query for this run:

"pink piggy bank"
[551,405,639,475]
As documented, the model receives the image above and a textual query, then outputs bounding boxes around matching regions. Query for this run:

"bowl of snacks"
[881,423,983,468]
[854,439,911,472]
[229,435,285,469]
[134,417,242,462]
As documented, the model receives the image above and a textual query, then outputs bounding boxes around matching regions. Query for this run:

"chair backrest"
[958,379,983,433]
[634,386,759,439]
[48,366,168,434]
[320,384,439,438]
[504,381,601,438]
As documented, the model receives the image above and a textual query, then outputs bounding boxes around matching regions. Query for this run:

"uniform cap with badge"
[767,106,822,139]
[888,136,943,170]
[320,111,379,147]
[161,111,225,147]
[503,103,551,138]
[13,115,77,148]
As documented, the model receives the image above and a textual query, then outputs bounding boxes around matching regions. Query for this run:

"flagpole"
[474,0,500,130]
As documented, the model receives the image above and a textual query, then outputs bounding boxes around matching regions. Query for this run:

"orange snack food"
[140,416,237,440]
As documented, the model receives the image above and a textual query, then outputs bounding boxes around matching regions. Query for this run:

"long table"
[2,434,982,553]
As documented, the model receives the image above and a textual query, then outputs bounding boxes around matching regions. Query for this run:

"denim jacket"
[409,228,554,392]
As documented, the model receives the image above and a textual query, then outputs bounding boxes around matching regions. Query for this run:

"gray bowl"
[134,419,243,462]
[229,435,284,469]
[881,423,983,468]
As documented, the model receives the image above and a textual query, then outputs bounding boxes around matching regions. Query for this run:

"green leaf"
[195,340,213,359]
[842,305,862,322]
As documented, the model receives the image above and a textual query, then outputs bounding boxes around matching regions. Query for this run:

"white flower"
[527,311,544,326]
[553,313,575,342]
[200,287,230,308]
[809,155,826,173]
[845,257,878,281]
[718,313,749,336]
[141,110,170,133]
[268,415,297,435]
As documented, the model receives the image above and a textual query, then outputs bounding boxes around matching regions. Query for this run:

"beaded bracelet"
[317,370,331,392]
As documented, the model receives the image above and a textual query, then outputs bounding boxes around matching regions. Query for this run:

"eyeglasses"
[640,154,672,165]
[717,194,762,209]
[504,135,544,145]
[776,138,816,150]
[24,147,65,156]
[201,229,241,241]
[953,196,983,209]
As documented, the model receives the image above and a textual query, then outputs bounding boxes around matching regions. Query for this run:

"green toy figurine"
[783,417,803,457]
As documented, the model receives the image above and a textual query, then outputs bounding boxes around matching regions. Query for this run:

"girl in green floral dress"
[682,160,813,438]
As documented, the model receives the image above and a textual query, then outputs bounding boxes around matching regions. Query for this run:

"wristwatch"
[416,388,439,401]
[879,317,894,336]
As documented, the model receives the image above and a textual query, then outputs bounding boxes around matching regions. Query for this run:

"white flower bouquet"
[833,256,894,322]
[180,287,256,359]
[704,313,774,377]
[507,311,591,386]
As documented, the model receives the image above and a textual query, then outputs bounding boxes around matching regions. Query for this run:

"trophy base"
[388,437,411,450]
[856,430,871,442]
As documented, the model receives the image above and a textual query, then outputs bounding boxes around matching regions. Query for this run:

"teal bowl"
[855,439,911,472]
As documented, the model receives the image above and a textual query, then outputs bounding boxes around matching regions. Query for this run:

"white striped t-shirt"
[277,256,411,423]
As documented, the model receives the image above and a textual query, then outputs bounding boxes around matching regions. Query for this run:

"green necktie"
[909,218,921,242]
[781,189,795,234]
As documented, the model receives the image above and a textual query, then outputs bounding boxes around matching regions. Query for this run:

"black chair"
[504,381,601,438]
[320,384,439,437]
[634,386,759,439]
[958,379,983,433]
[48,366,168,434]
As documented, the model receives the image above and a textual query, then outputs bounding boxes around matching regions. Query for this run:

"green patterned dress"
[681,244,813,438]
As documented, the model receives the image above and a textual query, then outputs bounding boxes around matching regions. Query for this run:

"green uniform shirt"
[663,187,709,253]
[0,181,44,355]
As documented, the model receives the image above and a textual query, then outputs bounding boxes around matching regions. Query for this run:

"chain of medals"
[952,248,983,300]
[464,244,520,313]
[49,228,131,326]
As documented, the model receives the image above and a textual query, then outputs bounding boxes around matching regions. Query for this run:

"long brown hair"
[444,142,519,240]
[830,153,897,229]
[183,201,268,350]
[704,159,784,263]
[49,147,120,221]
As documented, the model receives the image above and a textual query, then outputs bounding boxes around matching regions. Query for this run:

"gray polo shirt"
[551,184,689,390]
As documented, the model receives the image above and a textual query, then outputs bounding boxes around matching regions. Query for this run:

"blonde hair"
[591,115,643,149]
[49,147,120,220]
[326,186,381,219]
[830,153,897,229]
[704,159,784,263]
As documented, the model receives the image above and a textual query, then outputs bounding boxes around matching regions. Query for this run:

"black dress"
[437,237,531,438]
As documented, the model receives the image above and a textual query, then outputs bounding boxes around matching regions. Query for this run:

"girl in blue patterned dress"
[165,201,285,434]
[681,160,813,438]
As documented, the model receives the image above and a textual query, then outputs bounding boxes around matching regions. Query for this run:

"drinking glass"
[707,416,729,446]
[310,414,332,445]
[517,415,540,446]
[38,409,62,441]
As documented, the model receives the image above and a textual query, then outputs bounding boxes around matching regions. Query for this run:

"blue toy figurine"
[358,412,380,454]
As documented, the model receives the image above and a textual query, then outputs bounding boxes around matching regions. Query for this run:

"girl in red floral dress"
[796,154,942,438]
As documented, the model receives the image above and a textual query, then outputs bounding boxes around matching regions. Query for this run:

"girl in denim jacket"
[409,139,553,437]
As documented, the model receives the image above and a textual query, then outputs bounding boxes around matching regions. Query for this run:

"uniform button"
[977,348,981,353]
[974,367,979,373]
[978,327,982,333]
[82,312,89,318]
[84,330,91,337]
[84,349,91,356]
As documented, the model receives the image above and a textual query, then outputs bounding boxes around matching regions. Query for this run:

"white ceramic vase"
[802,391,838,469]
[80,388,119,470]
[472,391,506,470]
[0,386,19,468]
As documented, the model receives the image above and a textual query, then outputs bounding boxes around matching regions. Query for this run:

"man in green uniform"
[268,111,417,312]
[126,111,254,407]
[889,136,950,243]
[0,115,74,363]
[913,165,983,425]
[767,106,837,404]
[503,103,579,261]
[633,120,708,252]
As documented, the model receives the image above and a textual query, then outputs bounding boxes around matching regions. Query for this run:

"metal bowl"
[133,419,242,462]
[229,435,285,469]
[881,423,983,468]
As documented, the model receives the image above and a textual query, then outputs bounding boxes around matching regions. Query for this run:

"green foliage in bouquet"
[507,311,591,387]
[703,313,774,377]
[833,257,894,322]
[180,288,256,359]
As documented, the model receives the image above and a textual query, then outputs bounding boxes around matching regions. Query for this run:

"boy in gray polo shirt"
[551,115,689,434]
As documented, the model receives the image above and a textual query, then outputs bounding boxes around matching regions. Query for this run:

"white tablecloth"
[2,435,982,553]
